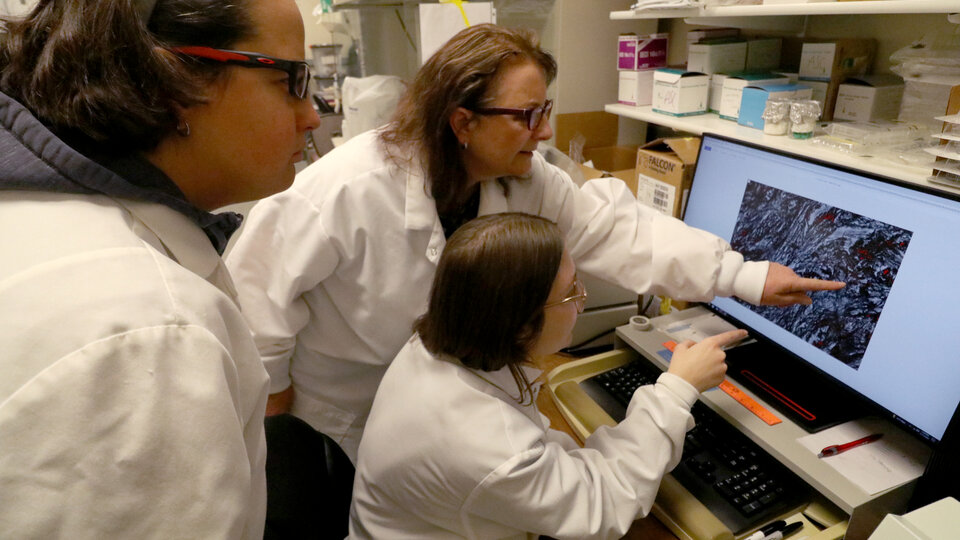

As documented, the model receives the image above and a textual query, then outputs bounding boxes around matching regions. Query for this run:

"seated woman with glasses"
[349,213,748,539]
[225,23,844,464]
[0,0,319,536]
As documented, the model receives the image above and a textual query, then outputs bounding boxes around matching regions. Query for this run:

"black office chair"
[263,414,355,540]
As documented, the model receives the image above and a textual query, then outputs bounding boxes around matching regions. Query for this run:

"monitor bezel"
[686,132,960,445]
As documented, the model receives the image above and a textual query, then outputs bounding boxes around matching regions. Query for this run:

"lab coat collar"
[454,359,543,411]
[404,166,517,232]
[403,165,437,232]
[120,198,239,303]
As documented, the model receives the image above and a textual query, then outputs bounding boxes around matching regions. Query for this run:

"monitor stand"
[724,339,868,433]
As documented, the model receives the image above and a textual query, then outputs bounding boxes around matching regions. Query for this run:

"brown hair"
[378,24,557,214]
[0,0,253,152]
[414,212,563,404]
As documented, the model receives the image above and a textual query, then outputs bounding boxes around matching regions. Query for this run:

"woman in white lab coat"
[226,23,844,462]
[0,0,319,537]
[349,213,748,539]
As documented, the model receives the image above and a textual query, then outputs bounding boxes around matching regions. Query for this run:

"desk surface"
[536,353,678,540]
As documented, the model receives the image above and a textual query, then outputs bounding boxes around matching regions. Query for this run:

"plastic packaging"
[762,98,791,136]
[789,100,821,139]
[824,121,929,147]
[340,75,406,140]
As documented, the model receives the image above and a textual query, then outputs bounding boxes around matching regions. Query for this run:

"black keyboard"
[580,360,807,535]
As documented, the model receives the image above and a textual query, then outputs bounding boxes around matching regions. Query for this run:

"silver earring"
[461,141,468,150]
[176,119,190,137]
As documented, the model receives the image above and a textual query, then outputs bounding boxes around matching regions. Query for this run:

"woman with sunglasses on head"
[0,0,318,537]
[349,213,748,539]
[226,23,843,463]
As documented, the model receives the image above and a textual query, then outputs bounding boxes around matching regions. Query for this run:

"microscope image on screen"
[730,181,912,370]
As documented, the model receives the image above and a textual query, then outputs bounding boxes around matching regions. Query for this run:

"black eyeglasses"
[472,99,553,131]
[171,46,311,100]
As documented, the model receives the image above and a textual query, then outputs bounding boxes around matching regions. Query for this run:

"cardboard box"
[798,39,876,120]
[800,79,829,108]
[738,83,814,129]
[798,39,875,81]
[686,28,739,62]
[709,74,728,112]
[653,69,709,117]
[834,75,904,121]
[618,69,656,106]
[554,112,639,194]
[618,33,668,71]
[634,137,701,218]
[582,146,640,193]
[746,38,782,71]
[688,40,747,75]
[719,72,790,120]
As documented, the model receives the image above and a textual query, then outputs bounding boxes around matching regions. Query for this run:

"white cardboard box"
[834,75,905,121]
[618,69,656,106]
[688,41,747,75]
[709,74,728,112]
[653,69,709,117]
[719,73,790,120]
[800,79,829,109]
[686,28,739,61]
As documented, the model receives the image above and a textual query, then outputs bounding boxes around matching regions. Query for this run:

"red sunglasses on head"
[171,46,311,99]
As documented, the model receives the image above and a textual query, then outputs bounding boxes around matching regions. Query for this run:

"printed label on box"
[618,36,637,70]
[637,174,676,215]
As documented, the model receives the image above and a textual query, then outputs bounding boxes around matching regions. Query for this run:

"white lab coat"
[0,192,269,539]
[226,130,767,461]
[349,335,699,539]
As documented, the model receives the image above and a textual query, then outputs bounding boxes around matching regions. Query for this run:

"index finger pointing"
[796,278,846,292]
[704,329,749,348]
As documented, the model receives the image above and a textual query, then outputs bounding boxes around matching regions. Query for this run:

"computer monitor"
[683,133,960,444]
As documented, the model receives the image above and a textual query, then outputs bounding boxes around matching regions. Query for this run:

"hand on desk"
[761,262,845,307]
[669,329,748,392]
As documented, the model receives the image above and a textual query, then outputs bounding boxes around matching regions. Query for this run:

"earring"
[176,119,190,137]
[461,141,468,150]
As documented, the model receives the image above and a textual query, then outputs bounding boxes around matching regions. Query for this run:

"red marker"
[818,433,883,458]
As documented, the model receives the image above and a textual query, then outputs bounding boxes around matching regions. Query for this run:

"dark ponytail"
[0,0,252,152]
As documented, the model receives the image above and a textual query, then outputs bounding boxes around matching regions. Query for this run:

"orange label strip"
[661,341,781,426]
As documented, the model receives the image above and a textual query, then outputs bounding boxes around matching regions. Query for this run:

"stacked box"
[719,72,790,121]
[653,69,710,117]
[618,69,656,106]
[798,39,876,120]
[618,33,668,71]
[688,40,747,75]
[834,75,905,121]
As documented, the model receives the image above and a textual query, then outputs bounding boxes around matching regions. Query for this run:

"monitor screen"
[683,134,960,443]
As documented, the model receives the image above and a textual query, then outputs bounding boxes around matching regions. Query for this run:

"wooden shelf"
[611,1,959,20]
[605,103,958,195]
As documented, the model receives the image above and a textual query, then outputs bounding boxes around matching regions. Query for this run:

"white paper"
[655,311,740,343]
[797,418,931,495]
[418,4,495,65]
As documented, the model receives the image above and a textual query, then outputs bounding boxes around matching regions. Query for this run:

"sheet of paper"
[418,3,494,65]
[654,311,739,343]
[797,417,931,495]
